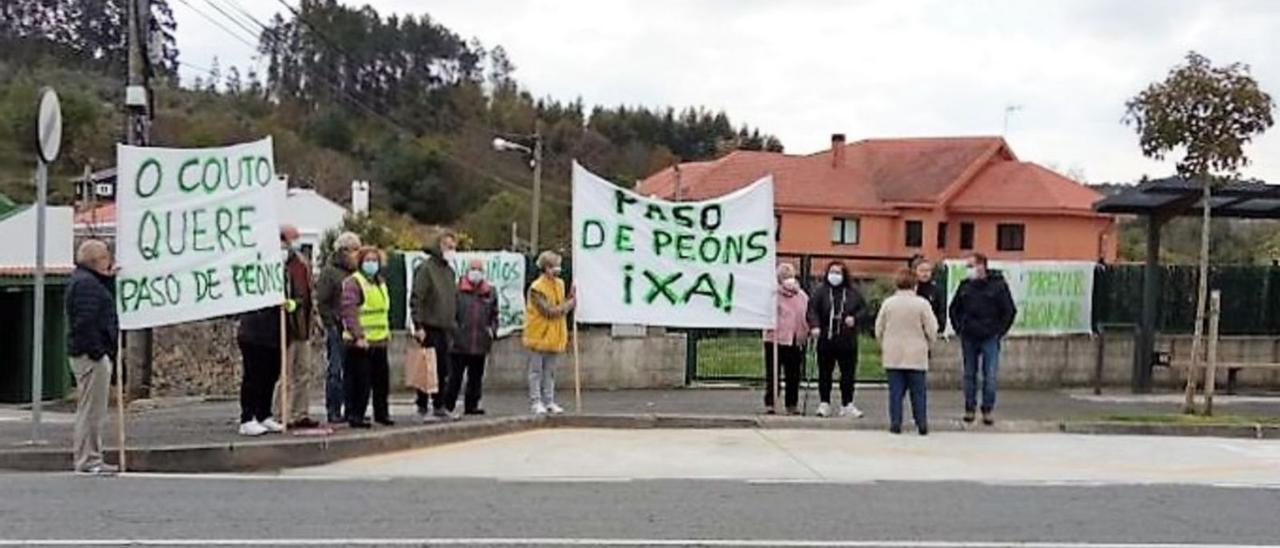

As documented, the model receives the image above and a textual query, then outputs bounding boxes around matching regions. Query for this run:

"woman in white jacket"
[875,268,940,435]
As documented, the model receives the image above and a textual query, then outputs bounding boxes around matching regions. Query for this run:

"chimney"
[831,133,846,168]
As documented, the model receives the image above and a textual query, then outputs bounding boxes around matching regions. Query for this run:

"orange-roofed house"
[636,134,1117,274]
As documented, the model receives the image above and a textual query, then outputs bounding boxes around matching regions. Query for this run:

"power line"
[185,0,570,205]
[171,0,258,51]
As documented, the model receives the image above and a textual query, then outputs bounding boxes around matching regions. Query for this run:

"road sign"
[36,87,62,164]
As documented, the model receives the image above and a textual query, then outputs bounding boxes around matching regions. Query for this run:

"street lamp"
[491,121,543,256]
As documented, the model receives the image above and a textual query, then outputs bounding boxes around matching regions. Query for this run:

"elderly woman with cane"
[763,263,810,415]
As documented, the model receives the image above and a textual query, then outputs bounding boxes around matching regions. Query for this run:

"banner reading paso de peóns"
[404,251,526,337]
[116,138,284,329]
[572,162,776,328]
[944,260,1095,336]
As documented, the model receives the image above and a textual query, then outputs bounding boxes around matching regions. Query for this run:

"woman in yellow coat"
[523,251,576,416]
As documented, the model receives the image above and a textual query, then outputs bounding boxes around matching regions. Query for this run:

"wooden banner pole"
[770,330,779,412]
[114,332,127,472]
[279,306,289,433]
[572,319,582,413]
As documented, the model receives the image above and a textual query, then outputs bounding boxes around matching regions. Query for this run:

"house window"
[904,220,923,248]
[960,222,975,250]
[997,223,1026,252]
[774,215,782,242]
[831,217,860,245]
[937,222,948,249]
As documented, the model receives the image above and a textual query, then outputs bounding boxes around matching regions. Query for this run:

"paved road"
[1,474,1278,547]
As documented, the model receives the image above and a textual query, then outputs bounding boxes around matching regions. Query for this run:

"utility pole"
[124,0,153,400]
[530,120,543,257]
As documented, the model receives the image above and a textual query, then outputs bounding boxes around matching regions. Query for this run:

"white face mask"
[466,270,484,284]
[967,266,980,280]
[826,271,843,287]
[443,250,457,263]
[782,277,800,291]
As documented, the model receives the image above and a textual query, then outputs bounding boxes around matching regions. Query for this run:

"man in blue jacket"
[65,239,119,475]
[948,253,1017,426]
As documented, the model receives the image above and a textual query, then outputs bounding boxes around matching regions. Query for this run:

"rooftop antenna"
[1003,104,1024,136]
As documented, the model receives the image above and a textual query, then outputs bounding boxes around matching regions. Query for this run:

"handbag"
[404,345,438,393]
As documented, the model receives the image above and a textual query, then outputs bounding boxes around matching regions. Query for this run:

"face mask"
[966,266,980,280]
[549,266,563,277]
[361,261,380,277]
[443,250,457,263]
[827,272,843,287]
[782,277,799,291]
[466,270,484,284]
[290,241,304,252]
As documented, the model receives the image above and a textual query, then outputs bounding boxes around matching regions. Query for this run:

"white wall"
[0,206,74,268]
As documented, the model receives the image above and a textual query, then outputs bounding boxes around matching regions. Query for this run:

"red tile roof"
[949,161,1103,214]
[74,202,116,226]
[637,136,1100,215]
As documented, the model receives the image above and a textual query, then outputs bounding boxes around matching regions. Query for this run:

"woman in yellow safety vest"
[339,246,393,429]
[523,251,576,416]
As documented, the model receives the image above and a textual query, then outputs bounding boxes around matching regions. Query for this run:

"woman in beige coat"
[875,268,940,435]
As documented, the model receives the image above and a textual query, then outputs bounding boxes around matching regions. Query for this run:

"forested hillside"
[0,0,783,250]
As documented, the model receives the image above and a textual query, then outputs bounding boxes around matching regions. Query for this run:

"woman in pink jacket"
[764,263,811,415]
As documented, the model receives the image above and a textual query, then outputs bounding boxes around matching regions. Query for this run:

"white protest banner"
[944,260,1095,336]
[404,250,526,337]
[572,162,776,328]
[116,137,284,329]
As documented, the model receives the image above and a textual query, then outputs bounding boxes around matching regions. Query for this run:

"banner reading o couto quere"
[116,137,284,329]
[572,162,776,328]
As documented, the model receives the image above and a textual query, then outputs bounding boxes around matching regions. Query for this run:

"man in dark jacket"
[806,261,868,419]
[913,259,946,332]
[65,239,119,475]
[411,231,459,419]
[449,258,499,415]
[948,253,1017,425]
[315,231,360,424]
[236,227,293,436]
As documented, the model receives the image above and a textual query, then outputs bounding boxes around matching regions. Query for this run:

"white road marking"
[1,539,1278,547]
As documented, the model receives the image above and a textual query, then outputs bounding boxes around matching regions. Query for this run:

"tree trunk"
[1182,180,1211,414]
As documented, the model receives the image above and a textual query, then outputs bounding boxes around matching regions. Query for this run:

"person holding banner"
[449,258,499,416]
[237,302,286,436]
[65,239,120,475]
[523,251,575,416]
[340,247,394,428]
[317,231,362,425]
[876,268,940,435]
[411,232,460,421]
[764,263,810,415]
[806,260,867,419]
[948,253,1017,426]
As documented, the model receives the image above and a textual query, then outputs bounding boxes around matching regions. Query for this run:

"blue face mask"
[361,261,380,277]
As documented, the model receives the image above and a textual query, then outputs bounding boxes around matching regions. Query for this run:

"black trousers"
[816,341,858,406]
[344,345,390,423]
[763,342,804,408]
[415,327,454,412]
[239,342,280,423]
[445,353,488,412]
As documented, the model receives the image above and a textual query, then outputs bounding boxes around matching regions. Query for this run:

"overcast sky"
[173,0,1280,184]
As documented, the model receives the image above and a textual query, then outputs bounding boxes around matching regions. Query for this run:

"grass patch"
[696,334,886,382]
[1102,413,1280,426]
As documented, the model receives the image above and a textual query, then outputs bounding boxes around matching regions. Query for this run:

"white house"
[0,203,75,273]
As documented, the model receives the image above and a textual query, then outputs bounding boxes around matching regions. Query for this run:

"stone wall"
[152,318,323,397]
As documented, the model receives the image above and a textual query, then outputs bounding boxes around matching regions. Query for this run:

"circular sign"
[36,87,62,164]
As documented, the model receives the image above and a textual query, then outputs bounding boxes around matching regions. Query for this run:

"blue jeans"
[886,369,927,431]
[961,336,1001,412]
[324,326,346,422]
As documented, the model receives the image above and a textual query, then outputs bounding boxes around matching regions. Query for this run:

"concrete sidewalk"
[1,387,1277,472]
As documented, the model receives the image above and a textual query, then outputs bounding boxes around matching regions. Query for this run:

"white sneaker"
[816,402,831,418]
[259,417,285,433]
[239,420,269,437]
[841,403,865,419]
[531,402,548,416]
[546,402,565,415]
